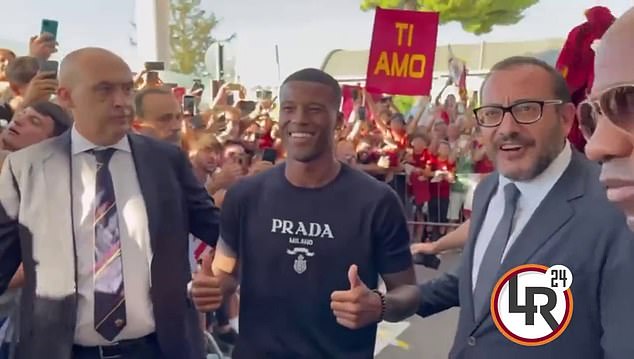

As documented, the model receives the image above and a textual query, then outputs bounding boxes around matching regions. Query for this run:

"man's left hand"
[330,264,382,330]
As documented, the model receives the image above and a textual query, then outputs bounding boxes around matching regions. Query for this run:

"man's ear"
[56,87,73,109]
[560,102,576,137]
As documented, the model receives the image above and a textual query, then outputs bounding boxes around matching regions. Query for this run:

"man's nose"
[496,110,521,135]
[585,117,634,162]
[112,88,131,107]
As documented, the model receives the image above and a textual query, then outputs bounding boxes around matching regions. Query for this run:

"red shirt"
[408,149,431,205]
[473,143,495,174]
[428,155,455,199]
[258,130,274,149]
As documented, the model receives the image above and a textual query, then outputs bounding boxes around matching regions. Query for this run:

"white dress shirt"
[471,142,572,290]
[71,126,155,345]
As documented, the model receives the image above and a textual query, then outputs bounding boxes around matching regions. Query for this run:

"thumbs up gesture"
[330,265,383,330]
[191,251,223,312]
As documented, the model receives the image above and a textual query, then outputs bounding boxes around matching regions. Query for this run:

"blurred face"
[137,93,182,145]
[438,143,450,158]
[411,137,427,153]
[279,81,339,163]
[448,124,461,140]
[445,95,456,109]
[433,122,447,138]
[479,65,573,181]
[193,146,220,173]
[58,51,134,145]
[2,107,55,151]
[390,117,405,133]
[584,19,634,229]
[0,50,15,82]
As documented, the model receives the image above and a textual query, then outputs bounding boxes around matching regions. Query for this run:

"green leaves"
[169,0,219,74]
[360,0,539,35]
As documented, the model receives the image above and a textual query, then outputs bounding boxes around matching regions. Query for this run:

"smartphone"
[256,89,273,101]
[39,60,58,78]
[237,100,257,117]
[183,95,196,114]
[41,19,59,40]
[352,88,359,101]
[262,148,277,164]
[144,61,164,71]
[357,107,366,121]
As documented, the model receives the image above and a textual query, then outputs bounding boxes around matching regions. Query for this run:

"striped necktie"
[92,148,126,341]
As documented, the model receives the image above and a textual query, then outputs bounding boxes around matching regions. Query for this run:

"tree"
[360,0,539,35]
[169,0,219,74]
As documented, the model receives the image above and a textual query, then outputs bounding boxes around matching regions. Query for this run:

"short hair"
[481,56,571,103]
[134,87,173,118]
[282,68,342,109]
[0,49,16,59]
[30,101,73,136]
[6,56,39,86]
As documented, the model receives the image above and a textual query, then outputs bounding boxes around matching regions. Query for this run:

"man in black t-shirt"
[191,68,420,358]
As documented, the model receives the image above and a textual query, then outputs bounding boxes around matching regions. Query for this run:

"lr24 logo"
[491,264,574,346]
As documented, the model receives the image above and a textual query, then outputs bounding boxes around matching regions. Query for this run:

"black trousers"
[72,334,164,359]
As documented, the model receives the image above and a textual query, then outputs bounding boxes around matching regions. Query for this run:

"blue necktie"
[92,148,126,341]
[473,183,520,318]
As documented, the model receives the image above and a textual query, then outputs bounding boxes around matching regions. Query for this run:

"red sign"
[365,8,439,96]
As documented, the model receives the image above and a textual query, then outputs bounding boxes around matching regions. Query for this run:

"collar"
[71,125,131,155]
[498,140,572,198]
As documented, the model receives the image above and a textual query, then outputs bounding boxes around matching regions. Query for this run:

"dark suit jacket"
[0,131,220,359]
[418,150,634,359]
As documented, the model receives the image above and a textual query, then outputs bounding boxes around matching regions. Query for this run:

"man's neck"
[74,123,123,147]
[285,154,341,189]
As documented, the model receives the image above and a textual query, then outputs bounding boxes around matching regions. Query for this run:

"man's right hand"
[191,251,223,312]
[22,72,58,107]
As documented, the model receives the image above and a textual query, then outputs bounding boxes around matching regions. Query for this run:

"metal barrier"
[407,220,461,227]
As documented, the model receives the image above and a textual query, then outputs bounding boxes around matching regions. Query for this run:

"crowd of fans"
[0,31,490,356]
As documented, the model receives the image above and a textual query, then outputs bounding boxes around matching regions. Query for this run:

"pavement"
[375,251,461,359]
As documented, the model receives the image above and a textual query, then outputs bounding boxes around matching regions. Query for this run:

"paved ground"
[375,251,461,359]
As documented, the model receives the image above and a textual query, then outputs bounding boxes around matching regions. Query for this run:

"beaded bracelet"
[372,289,386,321]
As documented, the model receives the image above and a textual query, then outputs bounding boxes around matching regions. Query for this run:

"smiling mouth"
[289,131,315,139]
[499,144,523,152]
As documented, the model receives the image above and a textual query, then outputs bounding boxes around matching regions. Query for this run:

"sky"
[1,0,632,87]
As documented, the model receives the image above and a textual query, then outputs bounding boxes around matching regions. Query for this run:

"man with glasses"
[416,56,634,358]
[582,7,634,232]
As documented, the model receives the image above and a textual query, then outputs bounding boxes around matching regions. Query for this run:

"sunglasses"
[577,84,634,141]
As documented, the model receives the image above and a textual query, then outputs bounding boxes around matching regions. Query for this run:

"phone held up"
[39,60,58,79]
[144,61,165,71]
[40,19,58,40]
[182,95,196,115]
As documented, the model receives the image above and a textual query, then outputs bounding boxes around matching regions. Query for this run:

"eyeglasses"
[577,84,634,141]
[473,100,563,128]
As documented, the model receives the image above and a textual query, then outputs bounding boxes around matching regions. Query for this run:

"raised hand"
[330,265,383,330]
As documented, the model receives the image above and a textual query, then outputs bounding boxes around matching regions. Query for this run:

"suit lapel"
[128,134,160,250]
[461,174,498,328]
[42,131,76,275]
[471,152,585,330]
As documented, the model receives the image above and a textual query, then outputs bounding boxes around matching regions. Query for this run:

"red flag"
[556,6,615,153]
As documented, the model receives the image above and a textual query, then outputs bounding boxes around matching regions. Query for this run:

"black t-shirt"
[221,163,413,359]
